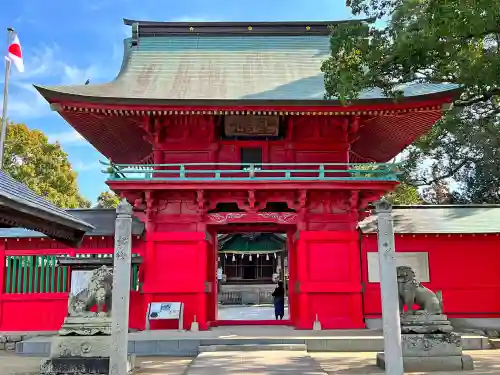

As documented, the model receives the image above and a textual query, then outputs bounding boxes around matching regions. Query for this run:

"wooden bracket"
[145,191,157,221]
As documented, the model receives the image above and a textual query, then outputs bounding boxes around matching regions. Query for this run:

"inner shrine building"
[33,19,462,330]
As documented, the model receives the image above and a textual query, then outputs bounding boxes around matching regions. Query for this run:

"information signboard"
[145,302,184,331]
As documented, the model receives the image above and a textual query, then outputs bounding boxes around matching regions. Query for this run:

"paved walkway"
[218,305,290,320]
[2,350,500,374]
[186,351,326,374]
[312,351,500,374]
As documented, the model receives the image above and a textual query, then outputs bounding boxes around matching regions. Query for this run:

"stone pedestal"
[59,316,112,336]
[377,351,474,372]
[40,356,135,375]
[377,314,474,372]
[401,314,453,334]
[40,333,135,374]
[41,317,135,374]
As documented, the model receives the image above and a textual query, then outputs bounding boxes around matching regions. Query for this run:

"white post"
[0,28,13,170]
[109,198,133,375]
[375,199,404,375]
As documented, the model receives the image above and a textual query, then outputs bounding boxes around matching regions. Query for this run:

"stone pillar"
[375,199,404,375]
[109,199,133,375]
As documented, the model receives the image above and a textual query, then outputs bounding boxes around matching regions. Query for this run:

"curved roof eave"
[0,170,95,247]
[34,84,463,109]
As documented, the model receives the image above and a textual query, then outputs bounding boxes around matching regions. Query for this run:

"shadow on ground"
[2,350,500,374]
[186,351,325,374]
[312,351,500,375]
[0,354,192,375]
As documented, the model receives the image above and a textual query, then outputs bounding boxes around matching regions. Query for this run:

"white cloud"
[2,81,53,119]
[3,43,114,121]
[72,160,101,172]
[47,130,85,145]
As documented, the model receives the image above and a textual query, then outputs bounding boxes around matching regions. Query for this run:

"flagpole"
[0,28,13,170]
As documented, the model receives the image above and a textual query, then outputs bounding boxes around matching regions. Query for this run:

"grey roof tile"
[359,205,500,234]
[2,205,496,239]
[0,171,93,231]
[0,208,144,238]
[36,35,460,101]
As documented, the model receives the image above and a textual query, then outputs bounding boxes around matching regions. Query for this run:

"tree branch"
[455,88,500,107]
[411,158,475,186]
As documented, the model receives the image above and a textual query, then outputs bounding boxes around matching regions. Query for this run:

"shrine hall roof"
[0,208,144,239]
[34,20,461,104]
[359,205,500,234]
[0,171,94,246]
[0,205,498,240]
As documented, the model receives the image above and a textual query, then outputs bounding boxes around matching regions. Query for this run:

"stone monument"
[39,264,134,375]
[376,265,474,372]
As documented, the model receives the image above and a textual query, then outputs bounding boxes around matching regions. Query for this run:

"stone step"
[199,344,307,352]
[16,334,491,356]
[489,338,500,349]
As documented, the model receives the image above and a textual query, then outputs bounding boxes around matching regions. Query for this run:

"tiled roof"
[1,205,497,238]
[32,21,461,165]
[0,208,145,238]
[0,171,94,245]
[0,171,92,229]
[359,205,500,234]
[35,33,460,102]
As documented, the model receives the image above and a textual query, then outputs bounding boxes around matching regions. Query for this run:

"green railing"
[4,254,141,294]
[101,161,400,182]
[5,255,68,294]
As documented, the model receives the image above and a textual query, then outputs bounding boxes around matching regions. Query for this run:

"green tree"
[352,163,423,204]
[3,121,91,208]
[386,182,423,205]
[322,0,500,203]
[96,191,120,209]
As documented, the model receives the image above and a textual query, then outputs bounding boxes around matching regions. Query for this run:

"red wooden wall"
[293,230,364,329]
[154,116,350,166]
[140,231,210,331]
[0,236,144,331]
[361,233,500,318]
[4,230,499,332]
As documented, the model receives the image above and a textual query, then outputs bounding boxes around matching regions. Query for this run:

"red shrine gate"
[109,174,397,330]
[32,19,460,330]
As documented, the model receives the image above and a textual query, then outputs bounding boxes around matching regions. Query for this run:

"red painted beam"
[107,180,398,191]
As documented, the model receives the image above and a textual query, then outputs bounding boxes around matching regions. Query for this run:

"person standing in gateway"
[272,281,285,320]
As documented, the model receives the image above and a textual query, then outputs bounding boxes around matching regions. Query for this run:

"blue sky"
[1,0,356,203]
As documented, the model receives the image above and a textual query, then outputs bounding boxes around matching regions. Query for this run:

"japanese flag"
[6,32,24,73]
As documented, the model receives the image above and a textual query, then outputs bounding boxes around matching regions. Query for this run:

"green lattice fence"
[4,255,68,294]
[4,254,141,293]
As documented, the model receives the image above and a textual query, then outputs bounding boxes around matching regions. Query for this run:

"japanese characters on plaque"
[224,115,279,137]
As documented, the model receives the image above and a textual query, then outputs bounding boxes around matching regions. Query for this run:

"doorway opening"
[214,229,291,324]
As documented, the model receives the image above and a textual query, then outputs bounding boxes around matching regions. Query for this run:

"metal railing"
[100,161,400,182]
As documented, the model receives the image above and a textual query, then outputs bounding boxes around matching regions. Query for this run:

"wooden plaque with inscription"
[224,115,279,137]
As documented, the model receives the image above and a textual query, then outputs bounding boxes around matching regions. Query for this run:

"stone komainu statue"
[397,265,443,315]
[68,265,113,317]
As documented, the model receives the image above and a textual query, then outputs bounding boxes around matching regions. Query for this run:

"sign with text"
[224,115,279,137]
[148,302,182,320]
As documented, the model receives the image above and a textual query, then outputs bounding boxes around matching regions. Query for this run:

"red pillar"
[294,230,364,329]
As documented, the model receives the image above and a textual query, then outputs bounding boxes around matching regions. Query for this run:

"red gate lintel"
[206,212,298,225]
